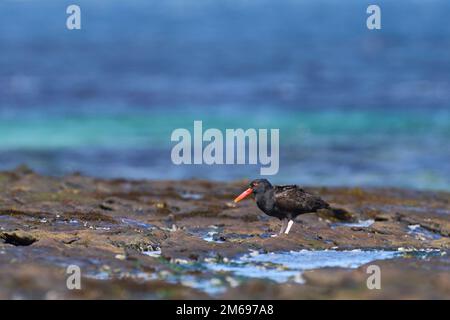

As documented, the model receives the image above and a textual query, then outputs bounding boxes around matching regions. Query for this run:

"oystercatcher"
[234,179,330,236]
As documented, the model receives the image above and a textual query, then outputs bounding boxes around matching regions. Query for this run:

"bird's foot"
[270,234,279,238]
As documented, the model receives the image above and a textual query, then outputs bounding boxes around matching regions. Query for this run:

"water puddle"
[121,218,155,230]
[203,231,224,243]
[86,270,158,282]
[53,218,114,232]
[176,275,226,295]
[189,226,225,243]
[204,249,400,284]
[331,219,375,228]
[142,250,162,258]
[179,192,204,200]
[189,227,261,243]
[85,268,226,295]
[408,224,442,240]
[82,248,445,296]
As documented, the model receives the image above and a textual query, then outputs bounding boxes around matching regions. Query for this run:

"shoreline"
[0,168,449,299]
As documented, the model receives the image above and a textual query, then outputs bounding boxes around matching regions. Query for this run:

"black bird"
[234,179,330,236]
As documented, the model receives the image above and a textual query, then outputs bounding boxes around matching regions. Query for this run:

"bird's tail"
[317,206,355,222]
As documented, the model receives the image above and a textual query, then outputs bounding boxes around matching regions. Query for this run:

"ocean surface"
[0,0,449,190]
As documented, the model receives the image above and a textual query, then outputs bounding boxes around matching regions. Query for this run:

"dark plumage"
[234,179,330,236]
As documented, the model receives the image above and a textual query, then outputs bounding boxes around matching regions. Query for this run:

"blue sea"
[0,0,449,190]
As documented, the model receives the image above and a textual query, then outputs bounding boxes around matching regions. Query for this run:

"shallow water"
[408,225,442,240]
[83,248,406,294]
[179,192,204,200]
[331,219,375,228]
[70,247,446,296]
[203,231,223,243]
[204,249,401,284]
[121,218,155,230]
[142,250,162,258]
[189,226,225,243]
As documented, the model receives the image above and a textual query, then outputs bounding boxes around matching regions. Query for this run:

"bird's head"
[234,179,272,203]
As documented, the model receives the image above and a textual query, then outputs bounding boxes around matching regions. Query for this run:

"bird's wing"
[273,185,329,213]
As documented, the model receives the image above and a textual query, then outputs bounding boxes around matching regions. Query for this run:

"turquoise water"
[1,107,448,190]
[1,107,449,148]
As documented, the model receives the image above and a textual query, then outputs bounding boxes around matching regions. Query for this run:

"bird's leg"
[284,220,294,234]
[270,219,288,237]
[279,218,288,234]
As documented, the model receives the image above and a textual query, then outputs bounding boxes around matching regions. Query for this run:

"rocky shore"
[0,167,449,299]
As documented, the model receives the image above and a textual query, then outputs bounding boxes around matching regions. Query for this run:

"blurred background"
[0,0,449,190]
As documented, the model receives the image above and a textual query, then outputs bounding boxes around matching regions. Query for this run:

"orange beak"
[234,187,253,203]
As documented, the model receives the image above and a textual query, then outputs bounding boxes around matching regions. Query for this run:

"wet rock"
[0,231,37,246]
[0,171,448,298]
